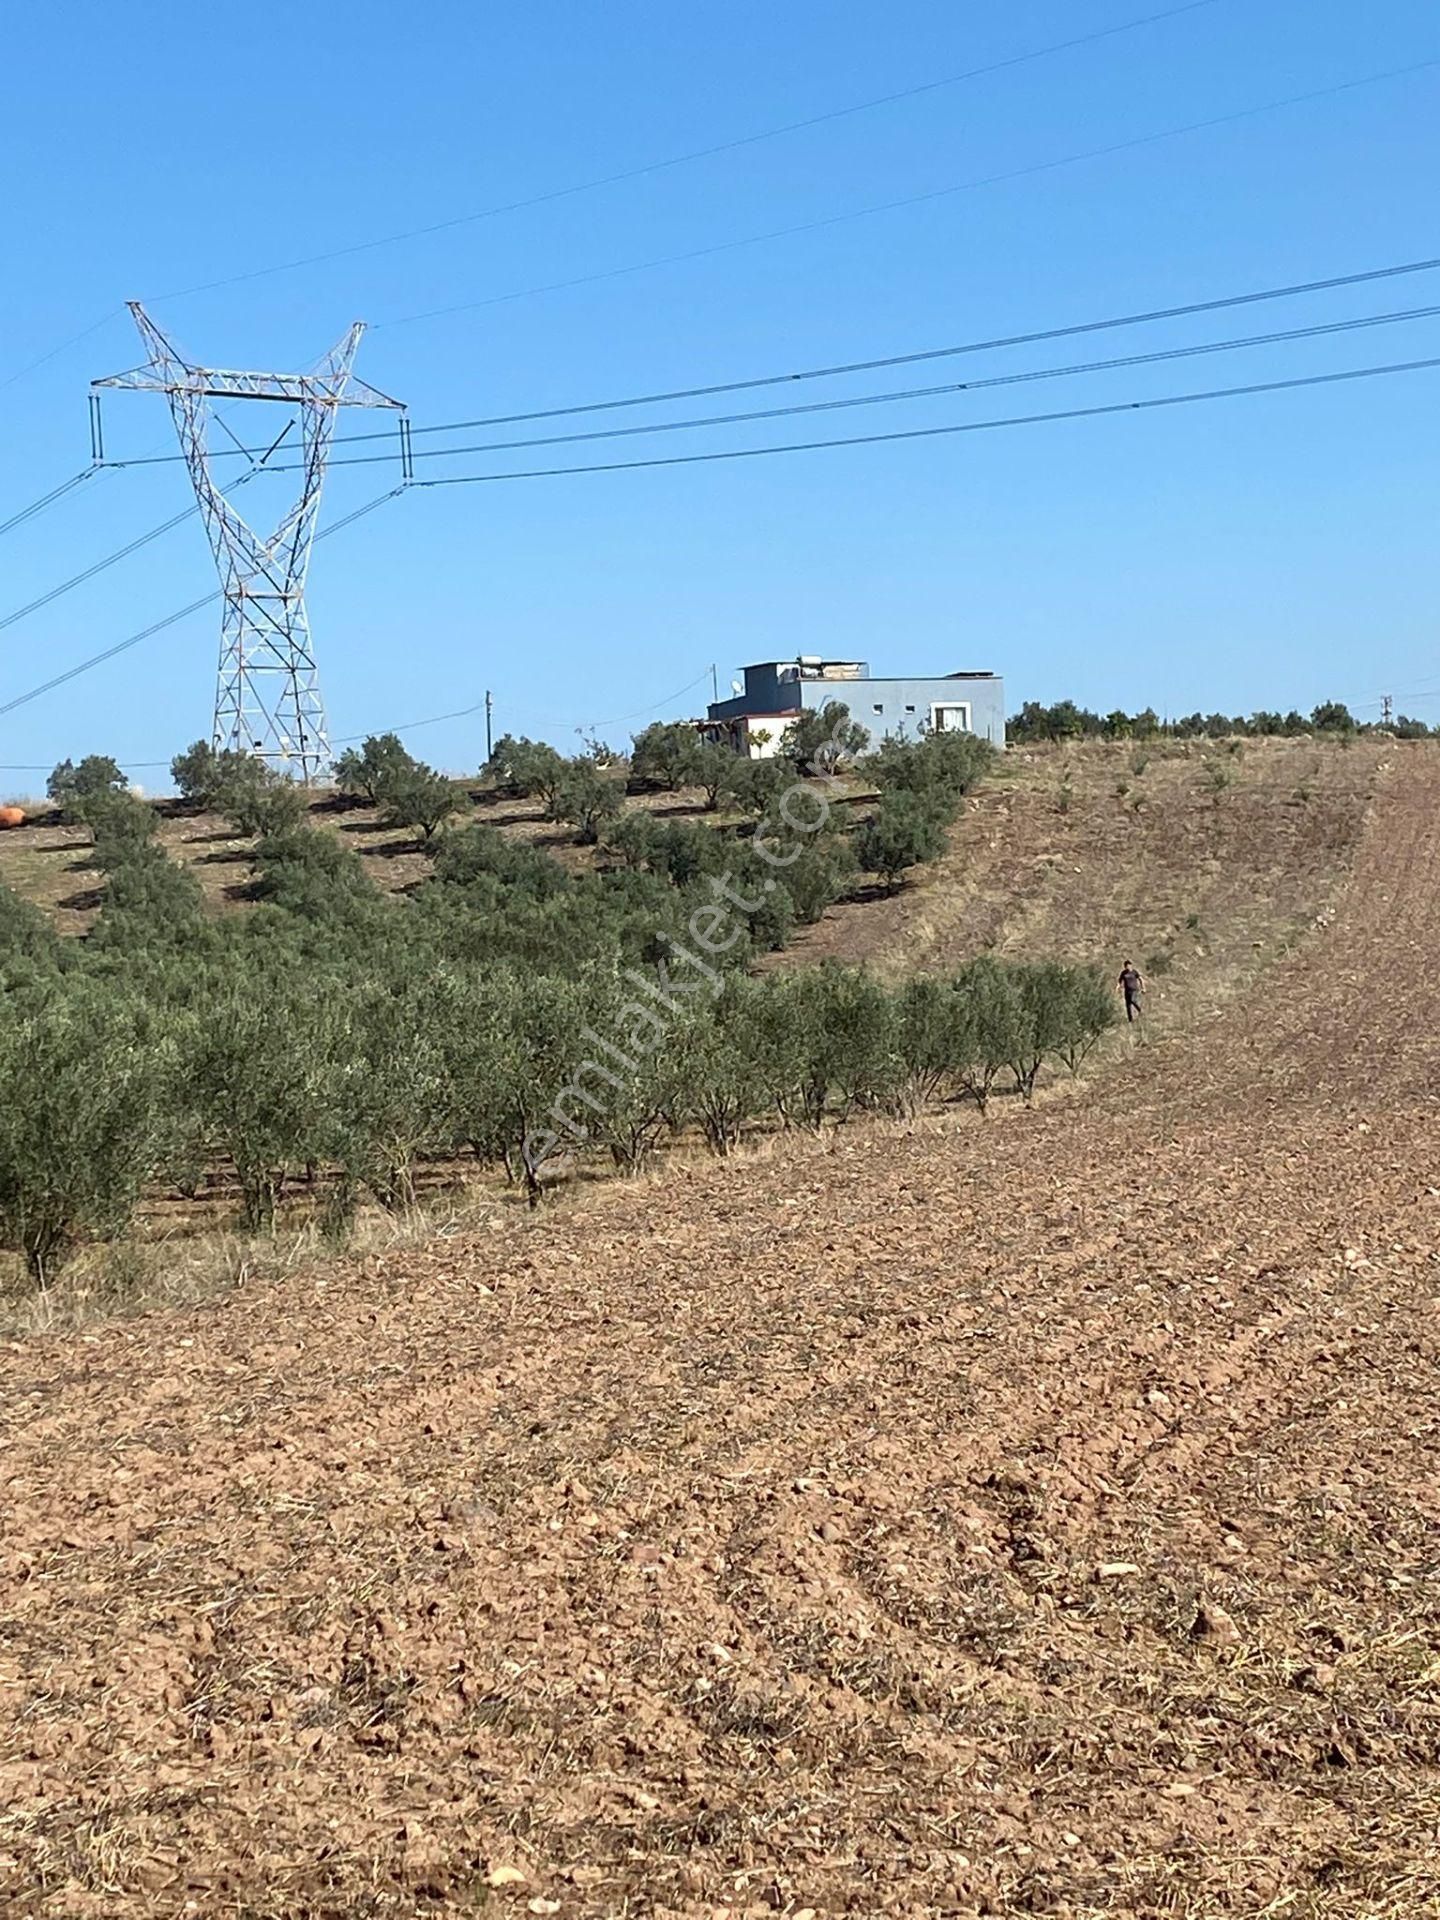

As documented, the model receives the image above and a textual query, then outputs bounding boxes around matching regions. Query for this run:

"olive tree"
[186,981,351,1229]
[547,761,625,844]
[0,981,173,1283]
[855,791,947,890]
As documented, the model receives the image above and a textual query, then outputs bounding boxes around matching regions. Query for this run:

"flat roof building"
[705,657,1004,758]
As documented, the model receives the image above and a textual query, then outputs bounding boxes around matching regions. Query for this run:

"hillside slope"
[2,745,1438,1915]
[0,740,1393,1030]
[776,734,1393,1028]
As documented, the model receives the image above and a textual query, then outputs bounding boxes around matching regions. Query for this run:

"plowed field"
[3,750,1439,1918]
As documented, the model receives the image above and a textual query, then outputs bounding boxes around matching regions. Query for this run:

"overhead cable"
[146,0,1224,304]
[406,354,1440,487]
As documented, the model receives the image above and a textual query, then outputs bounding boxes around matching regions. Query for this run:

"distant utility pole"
[1382,693,1394,727]
[710,663,718,704]
[92,303,408,780]
[485,689,494,761]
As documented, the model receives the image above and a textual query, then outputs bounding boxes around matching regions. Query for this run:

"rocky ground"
[2,747,1438,1917]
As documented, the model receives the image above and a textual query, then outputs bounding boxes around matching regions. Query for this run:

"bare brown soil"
[4,743,1439,1917]
[775,736,1390,1031]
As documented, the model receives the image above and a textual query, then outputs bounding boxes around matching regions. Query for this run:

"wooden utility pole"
[485,689,493,760]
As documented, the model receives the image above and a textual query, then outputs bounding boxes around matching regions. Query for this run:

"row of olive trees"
[0,938,1111,1284]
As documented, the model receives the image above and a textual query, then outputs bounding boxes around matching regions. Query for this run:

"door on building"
[929,702,972,734]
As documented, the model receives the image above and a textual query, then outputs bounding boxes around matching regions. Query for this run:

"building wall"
[798,676,1005,749]
[706,665,1005,754]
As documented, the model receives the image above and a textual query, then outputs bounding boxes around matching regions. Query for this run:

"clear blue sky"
[2,0,1437,783]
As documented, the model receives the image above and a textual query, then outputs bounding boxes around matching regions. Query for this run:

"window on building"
[873,703,884,714]
[904,704,915,713]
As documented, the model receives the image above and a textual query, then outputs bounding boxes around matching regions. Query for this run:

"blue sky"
[1,0,1437,782]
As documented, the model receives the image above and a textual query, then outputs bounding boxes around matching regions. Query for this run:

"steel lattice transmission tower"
[93,304,407,778]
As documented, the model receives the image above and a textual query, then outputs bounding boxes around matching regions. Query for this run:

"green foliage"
[382,762,459,843]
[89,842,204,953]
[0,716,1030,1272]
[855,791,947,890]
[1004,959,1115,1099]
[865,729,992,815]
[77,788,158,855]
[431,823,571,898]
[211,758,308,838]
[1010,699,1380,744]
[484,734,567,805]
[170,740,255,808]
[629,721,701,791]
[686,741,739,811]
[781,700,868,775]
[547,760,624,844]
[0,882,60,979]
[333,732,415,805]
[344,972,454,1209]
[0,979,173,1280]
[250,829,382,923]
[186,979,351,1230]
[716,756,792,816]
[46,755,128,818]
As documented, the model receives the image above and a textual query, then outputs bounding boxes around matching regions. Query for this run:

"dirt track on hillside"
[3,754,1440,1918]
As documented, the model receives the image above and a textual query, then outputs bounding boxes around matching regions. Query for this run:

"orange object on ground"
[0,806,25,830]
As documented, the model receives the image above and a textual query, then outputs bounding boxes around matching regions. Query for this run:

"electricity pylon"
[93,304,407,778]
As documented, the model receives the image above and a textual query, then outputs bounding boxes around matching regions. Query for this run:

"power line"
[406,354,1440,488]
[376,55,1440,331]
[145,0,1224,306]
[104,253,1440,468]
[103,300,1440,480]
[0,467,99,542]
[0,410,322,637]
[301,302,1440,471]
[0,504,199,634]
[393,254,1440,433]
[0,486,405,724]
[0,308,123,395]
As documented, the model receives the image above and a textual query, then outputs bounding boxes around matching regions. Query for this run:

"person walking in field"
[1117,959,1143,1023]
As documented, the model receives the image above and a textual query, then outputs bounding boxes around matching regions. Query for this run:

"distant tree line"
[1006,699,1424,743]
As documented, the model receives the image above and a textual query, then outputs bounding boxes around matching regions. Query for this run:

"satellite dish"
[731,679,743,694]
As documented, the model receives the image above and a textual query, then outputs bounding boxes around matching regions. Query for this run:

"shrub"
[170,740,255,808]
[0,981,173,1282]
[333,732,415,805]
[89,842,205,952]
[212,759,308,838]
[0,883,60,978]
[484,734,567,806]
[686,742,739,812]
[717,757,792,816]
[430,823,571,898]
[629,721,702,791]
[791,965,899,1126]
[855,791,947,890]
[782,701,868,775]
[866,730,992,813]
[186,981,351,1229]
[251,829,382,921]
[78,788,158,854]
[345,973,453,1209]
[547,761,624,844]
[678,978,772,1155]
[382,762,459,844]
[951,957,1023,1115]
[46,754,128,819]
